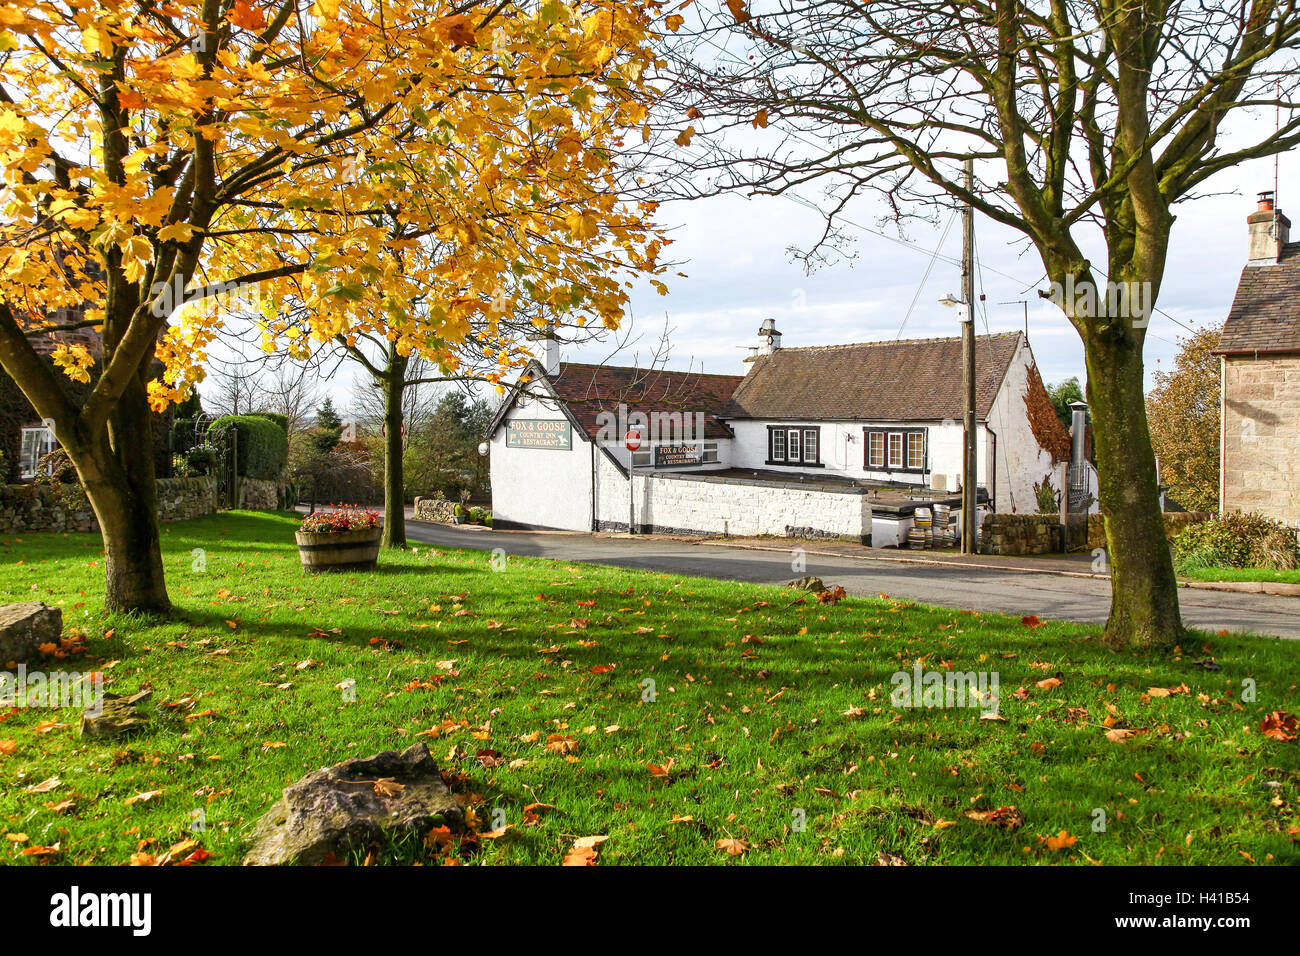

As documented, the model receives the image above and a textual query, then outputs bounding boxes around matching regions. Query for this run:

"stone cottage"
[1217,192,1300,526]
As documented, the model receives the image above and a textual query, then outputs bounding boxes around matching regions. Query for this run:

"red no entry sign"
[625,429,642,451]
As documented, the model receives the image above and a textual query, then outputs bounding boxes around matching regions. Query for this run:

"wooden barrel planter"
[295,528,382,572]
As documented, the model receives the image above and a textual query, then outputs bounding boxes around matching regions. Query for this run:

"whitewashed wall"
[594,443,632,530]
[490,394,594,532]
[728,418,987,488]
[981,336,1050,513]
[722,340,1081,514]
[597,468,871,541]
[600,439,733,472]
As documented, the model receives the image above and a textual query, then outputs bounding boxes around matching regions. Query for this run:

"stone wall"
[0,476,217,534]
[1222,355,1300,526]
[981,513,1063,555]
[158,476,219,522]
[237,477,278,511]
[599,471,872,543]
[413,495,458,522]
[1086,511,1212,550]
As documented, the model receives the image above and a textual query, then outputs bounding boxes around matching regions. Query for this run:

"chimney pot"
[529,321,560,375]
[1247,194,1290,266]
[756,318,781,355]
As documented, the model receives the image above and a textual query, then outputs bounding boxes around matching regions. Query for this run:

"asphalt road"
[402,522,1300,640]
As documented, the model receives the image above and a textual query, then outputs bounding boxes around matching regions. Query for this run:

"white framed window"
[768,425,820,465]
[802,429,818,463]
[630,450,651,468]
[906,432,925,470]
[702,441,719,463]
[20,426,56,479]
[887,432,904,469]
[867,427,927,473]
[868,431,884,468]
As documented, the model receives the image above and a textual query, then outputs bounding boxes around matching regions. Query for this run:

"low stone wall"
[0,476,217,534]
[238,477,278,511]
[1086,511,1212,550]
[981,513,1063,555]
[413,495,458,522]
[604,471,872,543]
[158,476,218,522]
[0,483,96,533]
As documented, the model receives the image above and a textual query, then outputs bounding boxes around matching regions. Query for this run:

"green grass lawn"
[1,511,1297,866]
[1179,566,1300,585]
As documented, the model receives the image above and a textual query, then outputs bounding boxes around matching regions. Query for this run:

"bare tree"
[257,358,324,440]
[203,358,262,419]
[655,0,1300,648]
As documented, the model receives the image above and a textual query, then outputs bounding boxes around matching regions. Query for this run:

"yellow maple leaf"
[118,236,153,284]
[157,222,194,244]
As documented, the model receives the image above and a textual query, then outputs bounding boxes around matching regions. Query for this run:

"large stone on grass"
[785,576,825,593]
[80,690,152,739]
[243,742,462,866]
[0,602,62,666]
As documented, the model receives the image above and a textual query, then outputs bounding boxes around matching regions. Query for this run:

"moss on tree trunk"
[76,376,171,614]
[380,348,407,550]
[1083,324,1183,648]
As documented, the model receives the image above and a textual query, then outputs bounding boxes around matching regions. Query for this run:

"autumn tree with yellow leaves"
[0,0,667,611]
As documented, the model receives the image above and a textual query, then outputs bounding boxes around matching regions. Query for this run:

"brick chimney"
[1248,191,1291,266]
[757,317,782,355]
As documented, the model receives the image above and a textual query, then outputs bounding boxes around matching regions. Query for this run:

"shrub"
[183,444,219,476]
[32,449,86,511]
[1032,473,1061,515]
[293,446,378,505]
[207,415,288,480]
[36,447,78,483]
[1174,512,1300,571]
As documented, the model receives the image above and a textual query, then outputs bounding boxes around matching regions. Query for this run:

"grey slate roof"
[1218,242,1300,354]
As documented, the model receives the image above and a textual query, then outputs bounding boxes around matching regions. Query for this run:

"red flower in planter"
[298,505,379,534]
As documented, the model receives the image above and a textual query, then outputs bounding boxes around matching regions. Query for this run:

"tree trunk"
[380,349,408,549]
[1083,330,1183,648]
[67,384,171,614]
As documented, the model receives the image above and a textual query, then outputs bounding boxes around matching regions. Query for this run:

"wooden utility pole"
[961,158,978,554]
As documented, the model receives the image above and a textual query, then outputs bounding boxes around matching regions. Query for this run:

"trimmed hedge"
[248,411,289,433]
[207,415,288,480]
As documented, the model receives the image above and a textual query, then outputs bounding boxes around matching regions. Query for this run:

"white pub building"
[486,322,1085,547]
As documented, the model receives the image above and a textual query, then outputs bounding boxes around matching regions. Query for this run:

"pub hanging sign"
[654,442,703,468]
[506,419,572,450]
